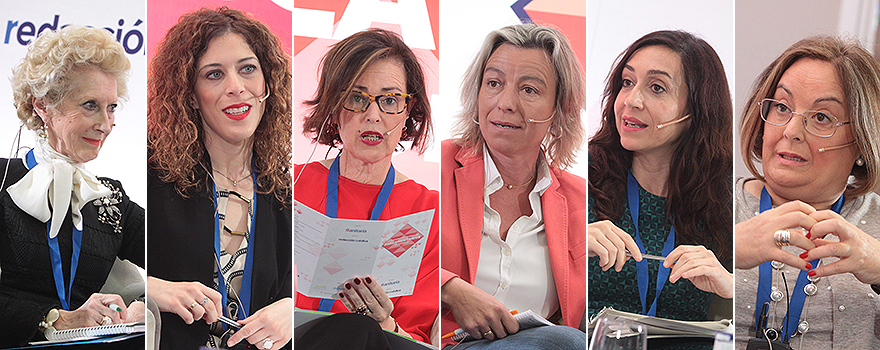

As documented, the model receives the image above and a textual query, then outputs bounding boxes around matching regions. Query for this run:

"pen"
[108,304,123,312]
[442,310,518,339]
[625,252,666,262]
[219,315,243,329]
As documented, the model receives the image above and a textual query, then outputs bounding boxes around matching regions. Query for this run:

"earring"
[38,124,48,139]
[326,123,337,135]
[472,116,480,125]
[401,126,408,139]
[856,157,865,166]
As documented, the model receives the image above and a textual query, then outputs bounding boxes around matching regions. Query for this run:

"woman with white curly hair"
[0,25,145,347]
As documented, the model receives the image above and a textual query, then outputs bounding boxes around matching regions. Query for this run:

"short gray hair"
[451,24,585,169]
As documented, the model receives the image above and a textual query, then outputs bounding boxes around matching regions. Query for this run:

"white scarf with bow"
[6,138,110,238]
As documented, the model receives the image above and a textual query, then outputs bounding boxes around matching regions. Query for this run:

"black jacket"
[147,166,291,350]
[0,158,145,347]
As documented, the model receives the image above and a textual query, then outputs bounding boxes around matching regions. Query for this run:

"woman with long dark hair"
[588,30,732,328]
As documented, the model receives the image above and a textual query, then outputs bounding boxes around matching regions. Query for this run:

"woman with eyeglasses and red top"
[294,28,439,349]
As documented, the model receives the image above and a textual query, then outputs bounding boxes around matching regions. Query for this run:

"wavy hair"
[741,35,880,198]
[302,28,432,154]
[589,30,733,261]
[148,7,292,203]
[450,24,585,169]
[12,25,129,130]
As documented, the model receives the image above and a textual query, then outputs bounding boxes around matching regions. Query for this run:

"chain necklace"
[503,171,536,189]
[213,168,251,187]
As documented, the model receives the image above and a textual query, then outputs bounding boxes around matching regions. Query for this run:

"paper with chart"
[294,200,433,299]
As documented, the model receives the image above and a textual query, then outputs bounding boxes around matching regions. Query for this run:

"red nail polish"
[345,283,352,289]
[354,277,361,285]
[800,252,809,259]
[365,276,373,284]
[808,270,817,277]
[339,292,345,298]
[805,263,812,270]
[806,231,811,239]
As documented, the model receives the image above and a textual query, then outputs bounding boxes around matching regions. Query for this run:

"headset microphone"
[384,118,407,136]
[655,114,691,129]
[527,112,554,123]
[817,141,856,153]
[257,91,270,103]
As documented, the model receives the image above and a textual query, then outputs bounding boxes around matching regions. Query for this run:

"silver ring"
[199,297,209,306]
[774,229,791,246]
[261,338,274,349]
[483,330,493,338]
[101,315,112,326]
[355,305,368,315]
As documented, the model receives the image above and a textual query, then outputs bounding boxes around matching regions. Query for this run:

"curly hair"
[450,24,585,169]
[148,7,292,203]
[589,30,733,262]
[741,35,880,198]
[12,25,129,130]
[302,28,432,154]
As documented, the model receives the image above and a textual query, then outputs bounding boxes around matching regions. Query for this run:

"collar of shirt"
[481,146,553,241]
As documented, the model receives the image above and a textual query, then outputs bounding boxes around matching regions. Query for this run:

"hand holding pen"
[589,220,644,272]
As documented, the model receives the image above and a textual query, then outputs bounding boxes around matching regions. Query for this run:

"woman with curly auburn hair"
[0,26,145,347]
[587,30,732,343]
[146,7,291,350]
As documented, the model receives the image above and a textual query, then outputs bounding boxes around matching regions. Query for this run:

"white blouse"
[473,147,559,319]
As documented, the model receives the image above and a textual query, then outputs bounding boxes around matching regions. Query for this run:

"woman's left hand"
[803,210,880,284]
[665,245,733,298]
[338,275,410,337]
[225,298,292,350]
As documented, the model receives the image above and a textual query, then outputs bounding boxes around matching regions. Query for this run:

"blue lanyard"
[627,171,676,317]
[754,187,843,342]
[211,168,257,325]
[26,149,81,311]
[318,155,395,311]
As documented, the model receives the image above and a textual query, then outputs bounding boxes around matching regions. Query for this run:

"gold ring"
[483,330,493,338]
[101,315,112,326]
[189,302,198,310]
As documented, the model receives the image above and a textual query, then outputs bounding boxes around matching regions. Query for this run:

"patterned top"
[588,180,713,349]
[207,188,252,347]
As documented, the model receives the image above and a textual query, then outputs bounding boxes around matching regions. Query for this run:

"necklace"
[503,171,536,189]
[213,168,251,187]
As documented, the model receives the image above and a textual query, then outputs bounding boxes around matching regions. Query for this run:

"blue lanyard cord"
[627,171,676,317]
[318,155,395,311]
[27,149,81,311]
[212,167,257,327]
[754,187,843,342]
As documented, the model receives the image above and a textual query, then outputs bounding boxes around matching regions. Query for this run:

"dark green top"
[588,180,713,349]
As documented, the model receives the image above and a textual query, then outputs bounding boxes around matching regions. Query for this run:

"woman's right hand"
[147,276,222,325]
[588,220,643,271]
[441,277,518,340]
[55,293,128,330]
[735,201,818,270]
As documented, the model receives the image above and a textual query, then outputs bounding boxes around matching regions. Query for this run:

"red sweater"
[294,162,439,343]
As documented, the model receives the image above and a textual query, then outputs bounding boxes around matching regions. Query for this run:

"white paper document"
[294,200,434,299]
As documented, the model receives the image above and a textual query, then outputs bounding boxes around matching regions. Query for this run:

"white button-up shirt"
[473,147,559,318]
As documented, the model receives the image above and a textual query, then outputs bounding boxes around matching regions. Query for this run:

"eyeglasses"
[758,98,851,137]
[341,91,412,114]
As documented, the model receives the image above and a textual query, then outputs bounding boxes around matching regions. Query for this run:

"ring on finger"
[483,330,493,339]
[199,297,209,306]
[261,338,274,349]
[774,229,791,246]
[189,302,198,310]
[101,315,112,326]
[355,305,368,315]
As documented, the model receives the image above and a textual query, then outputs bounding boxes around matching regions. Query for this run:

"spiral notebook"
[30,322,146,345]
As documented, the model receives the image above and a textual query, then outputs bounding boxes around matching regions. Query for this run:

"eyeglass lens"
[760,99,840,136]
[343,91,407,114]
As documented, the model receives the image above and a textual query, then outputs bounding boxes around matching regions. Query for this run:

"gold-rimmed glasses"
[341,91,412,114]
[758,98,851,137]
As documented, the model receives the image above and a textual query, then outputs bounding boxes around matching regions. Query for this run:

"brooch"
[93,179,123,234]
